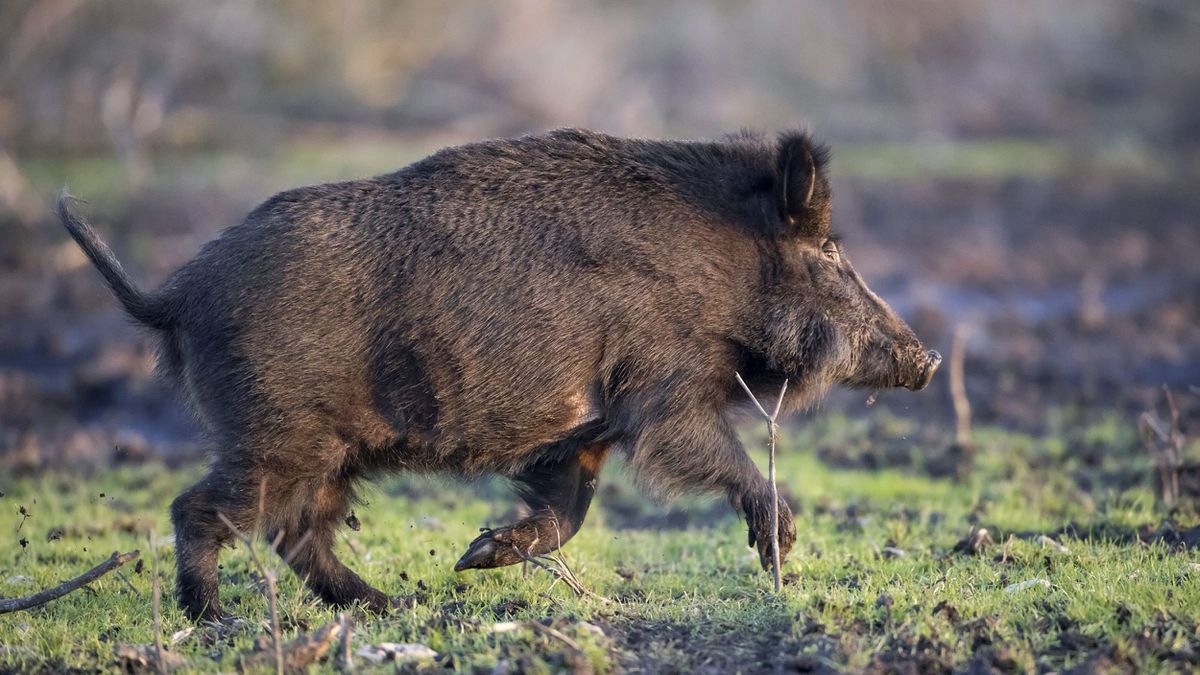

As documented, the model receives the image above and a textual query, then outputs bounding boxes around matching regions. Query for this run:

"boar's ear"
[776,132,829,236]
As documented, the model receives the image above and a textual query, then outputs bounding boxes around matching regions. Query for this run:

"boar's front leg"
[454,443,609,571]
[630,410,797,572]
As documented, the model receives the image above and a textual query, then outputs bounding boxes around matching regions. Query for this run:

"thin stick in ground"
[734,372,788,593]
[217,477,314,675]
[338,613,353,673]
[0,550,140,614]
[1140,386,1186,507]
[151,530,165,675]
[218,514,285,675]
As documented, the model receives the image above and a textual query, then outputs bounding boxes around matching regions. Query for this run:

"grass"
[2,412,1198,673]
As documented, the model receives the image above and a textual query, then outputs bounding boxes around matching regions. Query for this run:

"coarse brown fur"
[56,128,940,621]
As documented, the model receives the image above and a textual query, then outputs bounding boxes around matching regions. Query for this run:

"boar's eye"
[821,239,840,263]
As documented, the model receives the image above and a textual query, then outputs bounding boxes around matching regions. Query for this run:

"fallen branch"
[734,373,788,593]
[239,621,343,672]
[490,620,592,673]
[491,620,584,653]
[113,644,188,673]
[0,550,140,614]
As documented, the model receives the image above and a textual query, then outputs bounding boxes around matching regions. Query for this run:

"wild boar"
[57,128,941,622]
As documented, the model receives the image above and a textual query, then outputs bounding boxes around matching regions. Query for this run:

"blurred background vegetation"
[1,0,1198,470]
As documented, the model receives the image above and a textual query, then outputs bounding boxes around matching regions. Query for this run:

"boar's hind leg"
[271,480,390,613]
[171,471,248,622]
[454,444,609,571]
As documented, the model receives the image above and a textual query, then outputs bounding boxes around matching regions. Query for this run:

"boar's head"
[747,132,941,399]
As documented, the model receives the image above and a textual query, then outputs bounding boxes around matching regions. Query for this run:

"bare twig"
[514,528,608,603]
[734,372,788,593]
[338,613,354,673]
[218,513,284,675]
[257,477,268,531]
[339,530,363,561]
[240,621,343,672]
[1141,386,1187,507]
[510,518,610,603]
[949,324,972,447]
[114,571,143,600]
[0,550,139,614]
[151,531,165,675]
[490,621,585,658]
[517,550,610,604]
[263,530,285,675]
[1166,386,1183,471]
[279,530,314,569]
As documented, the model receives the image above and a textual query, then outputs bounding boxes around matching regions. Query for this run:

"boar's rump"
[56,128,939,621]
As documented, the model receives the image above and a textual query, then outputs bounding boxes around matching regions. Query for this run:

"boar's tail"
[55,191,174,330]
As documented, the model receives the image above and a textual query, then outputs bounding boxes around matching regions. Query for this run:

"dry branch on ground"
[0,550,139,614]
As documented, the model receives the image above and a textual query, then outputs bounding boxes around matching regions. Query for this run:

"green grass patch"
[2,415,1198,672]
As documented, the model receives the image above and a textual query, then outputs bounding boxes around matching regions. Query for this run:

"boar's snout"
[904,349,942,391]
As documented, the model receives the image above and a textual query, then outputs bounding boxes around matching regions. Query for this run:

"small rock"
[113,644,188,673]
[1038,535,1069,554]
[355,643,437,664]
[169,628,194,645]
[953,527,993,556]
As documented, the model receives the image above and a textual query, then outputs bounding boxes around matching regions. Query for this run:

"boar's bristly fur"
[56,128,939,621]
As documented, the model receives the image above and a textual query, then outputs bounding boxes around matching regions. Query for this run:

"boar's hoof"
[454,526,530,571]
[361,588,392,614]
[455,538,500,571]
[200,613,244,633]
[743,493,797,572]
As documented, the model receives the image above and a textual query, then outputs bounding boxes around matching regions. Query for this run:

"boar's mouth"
[903,350,943,391]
